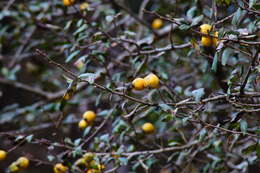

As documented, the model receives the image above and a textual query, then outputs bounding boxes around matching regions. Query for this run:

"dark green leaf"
[222,48,233,66]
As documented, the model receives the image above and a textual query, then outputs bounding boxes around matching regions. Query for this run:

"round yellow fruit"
[201,36,212,47]
[8,163,19,172]
[83,111,96,122]
[142,123,155,134]
[212,31,218,47]
[75,158,87,166]
[200,24,212,34]
[83,152,94,162]
[0,150,7,161]
[152,18,163,29]
[54,163,68,173]
[144,73,160,88]
[63,0,75,6]
[16,157,29,169]
[87,169,100,173]
[97,164,105,170]
[80,2,89,10]
[132,78,146,90]
[78,119,88,129]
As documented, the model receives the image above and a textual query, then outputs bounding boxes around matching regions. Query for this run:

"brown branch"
[240,48,259,94]
[0,77,51,99]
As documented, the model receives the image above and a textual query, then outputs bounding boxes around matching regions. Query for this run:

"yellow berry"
[74,59,85,70]
[89,160,97,168]
[83,111,96,122]
[97,164,105,170]
[200,24,212,34]
[78,119,88,129]
[212,31,218,47]
[75,158,87,167]
[16,157,29,169]
[0,150,7,161]
[83,152,94,162]
[132,78,146,90]
[87,169,100,173]
[8,163,19,172]
[54,163,69,173]
[201,36,212,47]
[80,2,89,10]
[152,18,163,29]
[63,0,75,6]
[142,123,155,134]
[144,73,160,88]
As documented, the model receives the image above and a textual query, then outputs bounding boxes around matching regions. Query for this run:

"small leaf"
[25,135,34,142]
[66,50,80,63]
[105,15,113,23]
[211,53,218,72]
[179,24,190,30]
[199,128,207,141]
[249,0,256,8]
[83,126,91,137]
[118,157,128,165]
[240,120,248,134]
[74,138,81,146]
[159,103,173,111]
[47,155,55,162]
[79,73,99,84]
[222,48,233,66]
[242,144,257,154]
[191,88,205,102]
[191,15,203,26]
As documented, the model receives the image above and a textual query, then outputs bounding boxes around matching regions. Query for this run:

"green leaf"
[199,128,207,141]
[249,0,256,8]
[74,138,81,146]
[222,48,233,66]
[186,7,197,19]
[191,15,203,26]
[47,155,55,162]
[83,126,91,137]
[191,88,205,102]
[25,134,34,142]
[179,24,190,30]
[118,157,128,165]
[211,53,218,72]
[158,103,173,111]
[242,144,257,154]
[231,8,246,26]
[240,120,248,134]
[168,141,180,146]
[73,24,87,36]
[66,50,80,63]
[79,72,99,84]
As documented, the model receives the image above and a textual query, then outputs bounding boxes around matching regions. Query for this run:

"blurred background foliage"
[0,0,259,172]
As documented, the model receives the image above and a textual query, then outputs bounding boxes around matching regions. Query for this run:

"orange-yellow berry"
[54,163,69,173]
[144,73,160,88]
[152,18,163,29]
[16,157,29,169]
[63,0,75,6]
[200,24,212,34]
[80,2,89,10]
[83,152,94,162]
[8,163,19,172]
[132,78,146,90]
[78,119,88,129]
[201,36,212,47]
[87,169,100,173]
[83,111,96,122]
[0,150,7,161]
[142,123,155,134]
